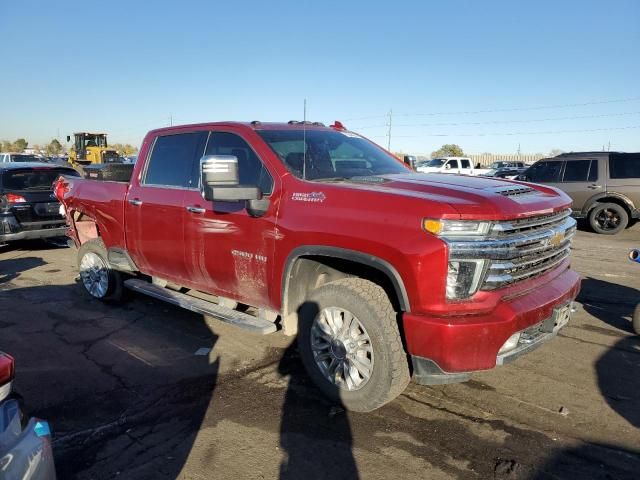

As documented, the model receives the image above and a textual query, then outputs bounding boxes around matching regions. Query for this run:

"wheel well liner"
[584,193,635,217]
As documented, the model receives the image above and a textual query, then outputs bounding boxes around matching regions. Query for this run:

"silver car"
[0,352,56,479]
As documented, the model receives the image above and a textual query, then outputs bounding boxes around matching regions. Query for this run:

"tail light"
[5,193,26,203]
[0,353,15,387]
[54,177,70,201]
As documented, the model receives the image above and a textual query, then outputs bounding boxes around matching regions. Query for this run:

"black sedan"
[0,162,79,244]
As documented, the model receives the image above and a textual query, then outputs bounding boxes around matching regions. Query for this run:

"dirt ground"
[0,223,639,480]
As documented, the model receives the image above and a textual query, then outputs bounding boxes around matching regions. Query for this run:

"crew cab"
[1,162,79,244]
[55,121,581,412]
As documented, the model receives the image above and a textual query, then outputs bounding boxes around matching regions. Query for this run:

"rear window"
[609,153,640,179]
[10,154,39,162]
[3,168,79,190]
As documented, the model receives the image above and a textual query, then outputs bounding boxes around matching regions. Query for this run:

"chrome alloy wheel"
[79,252,109,298]
[310,307,374,391]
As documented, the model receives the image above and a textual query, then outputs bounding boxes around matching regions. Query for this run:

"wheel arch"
[280,246,410,336]
[583,192,635,217]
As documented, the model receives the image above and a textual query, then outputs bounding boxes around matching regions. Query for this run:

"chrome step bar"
[124,279,277,335]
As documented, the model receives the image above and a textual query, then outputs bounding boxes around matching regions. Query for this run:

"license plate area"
[540,303,572,333]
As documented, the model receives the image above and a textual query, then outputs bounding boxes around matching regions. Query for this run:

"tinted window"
[562,160,591,182]
[3,168,79,190]
[609,153,640,179]
[144,132,207,187]
[448,160,459,169]
[527,160,562,182]
[11,154,39,162]
[204,132,273,194]
[460,159,471,168]
[257,129,407,181]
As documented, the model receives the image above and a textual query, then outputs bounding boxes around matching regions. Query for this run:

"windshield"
[257,129,409,181]
[84,134,107,148]
[4,168,79,190]
[426,159,445,167]
[11,154,39,162]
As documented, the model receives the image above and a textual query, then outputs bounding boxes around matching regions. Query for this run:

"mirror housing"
[444,163,451,170]
[66,135,71,143]
[200,155,262,202]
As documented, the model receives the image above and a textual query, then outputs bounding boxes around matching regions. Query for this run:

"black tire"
[588,203,628,235]
[297,278,410,412]
[633,303,640,335]
[77,238,124,302]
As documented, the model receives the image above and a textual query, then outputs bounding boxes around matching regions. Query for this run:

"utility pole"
[517,143,521,157]
[169,113,173,126]
[607,141,611,152]
[387,109,393,151]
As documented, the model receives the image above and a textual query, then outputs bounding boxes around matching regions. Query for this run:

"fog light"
[446,260,485,299]
[498,332,521,354]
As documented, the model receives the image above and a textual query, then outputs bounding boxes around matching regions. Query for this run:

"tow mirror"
[444,163,451,170]
[200,155,262,202]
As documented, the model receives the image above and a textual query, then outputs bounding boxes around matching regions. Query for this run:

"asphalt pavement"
[0,224,639,479]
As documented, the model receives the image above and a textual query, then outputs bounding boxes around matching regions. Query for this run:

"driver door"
[182,128,278,309]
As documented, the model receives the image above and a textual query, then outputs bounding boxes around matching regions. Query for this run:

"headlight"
[446,259,485,299]
[423,219,491,236]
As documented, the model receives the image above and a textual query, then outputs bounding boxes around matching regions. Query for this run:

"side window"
[609,153,640,179]
[588,160,598,182]
[562,160,591,182]
[527,161,562,182]
[460,159,471,169]
[144,132,207,188]
[205,132,273,195]
[448,159,459,169]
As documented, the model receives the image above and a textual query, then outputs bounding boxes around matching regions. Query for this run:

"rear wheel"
[77,239,124,302]
[588,203,628,235]
[297,278,410,412]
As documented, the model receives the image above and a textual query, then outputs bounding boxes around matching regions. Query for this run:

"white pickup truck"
[416,157,476,175]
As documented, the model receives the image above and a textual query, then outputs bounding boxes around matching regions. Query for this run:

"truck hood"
[339,173,571,220]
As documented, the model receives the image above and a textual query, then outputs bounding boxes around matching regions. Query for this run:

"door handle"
[588,184,602,190]
[186,206,206,214]
[128,198,143,206]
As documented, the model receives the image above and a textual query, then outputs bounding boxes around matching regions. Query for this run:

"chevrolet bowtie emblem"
[548,231,565,248]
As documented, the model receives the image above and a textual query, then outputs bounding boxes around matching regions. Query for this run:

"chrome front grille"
[447,209,576,290]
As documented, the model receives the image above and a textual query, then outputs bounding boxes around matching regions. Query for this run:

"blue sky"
[1,0,638,155]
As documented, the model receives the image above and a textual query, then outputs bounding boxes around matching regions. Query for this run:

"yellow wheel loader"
[66,133,120,173]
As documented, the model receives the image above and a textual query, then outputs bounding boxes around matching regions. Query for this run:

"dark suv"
[520,152,640,234]
[1,162,79,243]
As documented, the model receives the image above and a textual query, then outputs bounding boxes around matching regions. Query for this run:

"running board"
[124,279,277,335]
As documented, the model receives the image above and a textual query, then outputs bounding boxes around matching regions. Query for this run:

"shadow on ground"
[578,277,640,429]
[0,282,220,480]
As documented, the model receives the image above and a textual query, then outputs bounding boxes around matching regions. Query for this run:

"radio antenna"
[302,99,307,180]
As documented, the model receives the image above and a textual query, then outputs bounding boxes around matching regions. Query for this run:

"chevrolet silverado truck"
[54,121,581,412]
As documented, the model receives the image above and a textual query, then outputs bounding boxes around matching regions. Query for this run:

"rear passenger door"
[556,158,599,213]
[607,153,640,210]
[125,131,208,282]
[459,159,472,175]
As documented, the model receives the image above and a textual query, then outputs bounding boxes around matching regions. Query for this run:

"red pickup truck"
[55,121,580,412]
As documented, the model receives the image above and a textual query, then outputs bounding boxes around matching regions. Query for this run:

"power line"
[352,111,640,130]
[342,96,640,121]
[368,124,640,139]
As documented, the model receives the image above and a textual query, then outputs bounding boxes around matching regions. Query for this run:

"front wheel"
[588,203,628,235]
[77,239,124,302]
[297,278,410,412]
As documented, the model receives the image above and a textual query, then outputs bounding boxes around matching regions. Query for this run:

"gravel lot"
[1,224,639,480]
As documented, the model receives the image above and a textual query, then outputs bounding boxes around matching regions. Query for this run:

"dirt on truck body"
[54,120,580,412]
